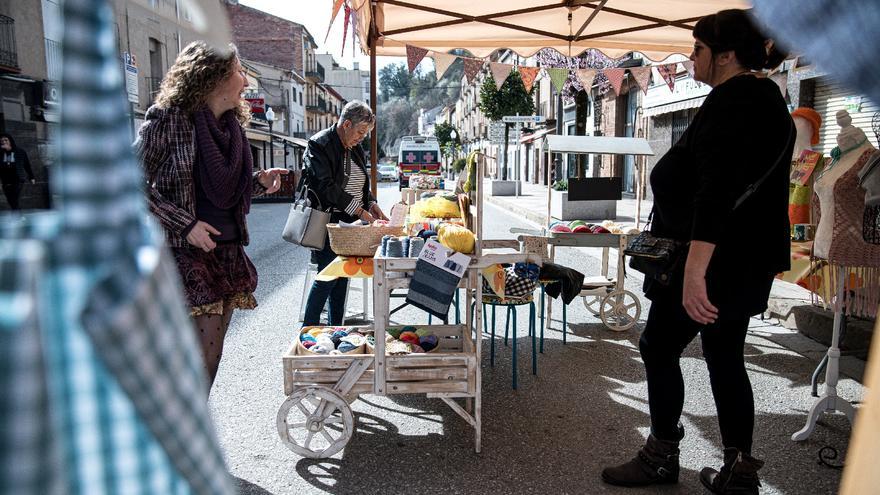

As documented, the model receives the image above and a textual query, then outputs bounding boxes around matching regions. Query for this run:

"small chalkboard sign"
[568,177,623,201]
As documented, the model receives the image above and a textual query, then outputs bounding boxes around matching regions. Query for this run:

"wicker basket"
[327,224,404,257]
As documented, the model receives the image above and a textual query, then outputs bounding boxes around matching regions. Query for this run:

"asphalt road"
[210,182,860,494]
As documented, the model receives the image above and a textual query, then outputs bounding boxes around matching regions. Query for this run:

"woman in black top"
[602,10,792,495]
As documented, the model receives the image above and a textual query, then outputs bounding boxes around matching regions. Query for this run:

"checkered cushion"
[482,263,539,299]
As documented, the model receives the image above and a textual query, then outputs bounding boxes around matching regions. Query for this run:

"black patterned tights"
[194,303,234,391]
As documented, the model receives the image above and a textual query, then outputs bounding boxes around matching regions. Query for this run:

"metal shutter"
[814,78,880,156]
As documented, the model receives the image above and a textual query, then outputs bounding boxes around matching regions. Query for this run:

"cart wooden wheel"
[276,386,354,459]
[582,295,602,316]
[599,290,641,332]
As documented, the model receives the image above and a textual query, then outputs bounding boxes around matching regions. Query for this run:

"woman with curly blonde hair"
[134,40,288,390]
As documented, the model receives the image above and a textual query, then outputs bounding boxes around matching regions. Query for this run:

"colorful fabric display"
[481,263,506,297]
[316,256,374,280]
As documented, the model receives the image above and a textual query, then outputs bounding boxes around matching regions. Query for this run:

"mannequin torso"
[813,110,880,264]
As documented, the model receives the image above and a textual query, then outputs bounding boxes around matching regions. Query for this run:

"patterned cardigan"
[133,105,266,248]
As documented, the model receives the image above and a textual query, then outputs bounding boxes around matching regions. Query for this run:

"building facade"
[317,53,370,106]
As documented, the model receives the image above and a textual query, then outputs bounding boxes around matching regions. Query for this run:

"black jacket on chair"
[302,123,376,223]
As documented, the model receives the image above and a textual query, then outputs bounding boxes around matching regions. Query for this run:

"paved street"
[211,182,862,494]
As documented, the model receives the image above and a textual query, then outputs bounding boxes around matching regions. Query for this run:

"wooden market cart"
[538,135,655,332]
[277,155,543,458]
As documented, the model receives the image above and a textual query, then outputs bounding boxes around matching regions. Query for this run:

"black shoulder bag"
[625,120,796,285]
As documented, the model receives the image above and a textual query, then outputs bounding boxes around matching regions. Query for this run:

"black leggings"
[640,296,755,454]
[1,181,21,210]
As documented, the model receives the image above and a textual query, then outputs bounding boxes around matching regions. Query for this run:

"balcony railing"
[44,38,61,80]
[305,63,325,82]
[306,97,327,113]
[146,77,162,101]
[292,132,308,139]
[0,15,18,71]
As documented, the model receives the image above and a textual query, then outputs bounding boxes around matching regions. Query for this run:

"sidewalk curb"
[484,194,551,226]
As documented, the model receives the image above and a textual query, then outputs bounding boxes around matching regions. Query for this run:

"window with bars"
[671,108,697,145]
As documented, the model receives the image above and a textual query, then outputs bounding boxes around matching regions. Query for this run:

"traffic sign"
[122,51,138,104]
[502,115,546,123]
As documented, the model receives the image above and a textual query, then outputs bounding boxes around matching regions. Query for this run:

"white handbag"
[281,181,330,250]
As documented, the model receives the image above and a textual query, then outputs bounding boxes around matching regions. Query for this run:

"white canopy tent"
[351,0,750,61]
[544,134,654,227]
[347,0,751,195]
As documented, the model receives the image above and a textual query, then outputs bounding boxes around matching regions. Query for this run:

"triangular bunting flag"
[630,67,652,94]
[432,52,457,80]
[546,68,569,93]
[681,60,694,77]
[325,0,346,43]
[463,58,484,84]
[604,68,626,95]
[575,68,597,90]
[406,45,428,73]
[489,62,513,90]
[341,5,351,57]
[657,63,678,92]
[518,66,539,92]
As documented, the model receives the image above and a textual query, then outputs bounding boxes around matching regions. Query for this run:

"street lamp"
[449,129,458,176]
[265,105,275,168]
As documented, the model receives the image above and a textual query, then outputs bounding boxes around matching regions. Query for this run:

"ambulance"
[397,135,443,190]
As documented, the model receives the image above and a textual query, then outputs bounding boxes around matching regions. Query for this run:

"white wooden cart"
[539,135,655,332]
[277,155,542,458]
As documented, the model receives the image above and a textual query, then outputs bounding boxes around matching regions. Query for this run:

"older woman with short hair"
[134,40,288,389]
[301,100,386,326]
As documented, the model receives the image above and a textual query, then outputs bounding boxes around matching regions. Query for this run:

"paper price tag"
[419,239,470,277]
[790,150,823,186]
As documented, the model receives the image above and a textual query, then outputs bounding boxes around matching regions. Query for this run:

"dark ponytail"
[693,9,788,71]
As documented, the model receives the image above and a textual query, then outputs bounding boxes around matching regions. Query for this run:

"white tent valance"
[546,135,654,155]
[352,0,751,61]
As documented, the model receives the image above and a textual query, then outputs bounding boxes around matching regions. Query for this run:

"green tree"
[478,69,535,180]
[378,64,411,102]
[434,121,460,149]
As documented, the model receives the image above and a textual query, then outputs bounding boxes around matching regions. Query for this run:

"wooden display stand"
[277,154,542,457]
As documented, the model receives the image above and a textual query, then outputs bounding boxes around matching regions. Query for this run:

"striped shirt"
[343,150,368,216]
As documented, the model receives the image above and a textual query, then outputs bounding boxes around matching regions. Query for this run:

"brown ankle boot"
[601,430,683,487]
[700,448,764,494]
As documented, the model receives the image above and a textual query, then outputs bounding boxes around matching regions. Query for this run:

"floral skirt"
[171,242,258,316]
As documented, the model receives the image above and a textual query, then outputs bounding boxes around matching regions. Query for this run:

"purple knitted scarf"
[193,107,253,212]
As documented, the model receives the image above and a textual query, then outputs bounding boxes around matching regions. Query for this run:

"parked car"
[378,164,399,182]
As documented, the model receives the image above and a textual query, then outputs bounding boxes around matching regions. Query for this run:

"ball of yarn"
[332,329,349,339]
[419,334,439,351]
[366,335,375,346]
[342,334,365,346]
[418,229,438,240]
[329,350,342,355]
[387,327,404,339]
[415,328,431,337]
[387,341,412,354]
[315,335,334,348]
[337,341,357,353]
[311,343,333,354]
[300,334,316,343]
[410,344,425,353]
[307,327,328,338]
[348,331,363,338]
[399,331,420,345]
[302,340,317,349]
